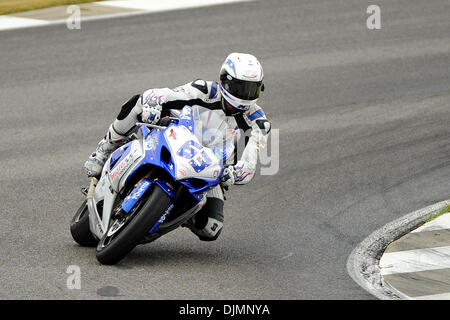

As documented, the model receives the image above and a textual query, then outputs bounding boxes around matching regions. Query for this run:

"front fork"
[85,177,104,238]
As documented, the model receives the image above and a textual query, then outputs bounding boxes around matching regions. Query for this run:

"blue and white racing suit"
[108,79,271,240]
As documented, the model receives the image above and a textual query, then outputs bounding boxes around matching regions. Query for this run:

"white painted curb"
[346,199,450,300]
[0,16,48,30]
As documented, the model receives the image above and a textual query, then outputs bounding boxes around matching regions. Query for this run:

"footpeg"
[80,186,88,197]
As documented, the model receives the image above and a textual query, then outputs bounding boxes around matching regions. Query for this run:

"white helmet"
[219,52,264,113]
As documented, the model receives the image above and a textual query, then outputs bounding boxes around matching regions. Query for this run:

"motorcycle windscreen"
[191,105,237,163]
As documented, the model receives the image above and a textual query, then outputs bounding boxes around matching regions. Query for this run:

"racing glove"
[220,166,236,188]
[141,104,162,124]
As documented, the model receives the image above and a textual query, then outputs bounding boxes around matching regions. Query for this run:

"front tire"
[70,200,98,247]
[96,185,171,265]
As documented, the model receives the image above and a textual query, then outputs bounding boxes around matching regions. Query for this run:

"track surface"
[0,0,449,299]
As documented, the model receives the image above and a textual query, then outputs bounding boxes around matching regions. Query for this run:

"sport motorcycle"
[70,105,237,265]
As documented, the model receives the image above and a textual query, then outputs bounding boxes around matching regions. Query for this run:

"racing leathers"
[85,79,271,241]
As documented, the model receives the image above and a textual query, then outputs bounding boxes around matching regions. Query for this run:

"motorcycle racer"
[84,53,271,241]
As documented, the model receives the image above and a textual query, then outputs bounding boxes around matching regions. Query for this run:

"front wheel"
[96,185,171,265]
[70,200,98,247]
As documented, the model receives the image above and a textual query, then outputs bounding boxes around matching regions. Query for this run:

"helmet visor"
[220,70,262,101]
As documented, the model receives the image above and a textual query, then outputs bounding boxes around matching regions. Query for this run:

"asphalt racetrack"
[0,0,449,299]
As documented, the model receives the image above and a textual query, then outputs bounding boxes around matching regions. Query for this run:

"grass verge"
[0,0,104,15]
[424,204,450,223]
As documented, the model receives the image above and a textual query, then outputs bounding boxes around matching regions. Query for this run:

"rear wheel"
[70,200,98,247]
[96,185,171,265]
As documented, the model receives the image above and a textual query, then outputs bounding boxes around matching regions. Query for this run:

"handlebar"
[136,116,179,131]
[136,122,167,131]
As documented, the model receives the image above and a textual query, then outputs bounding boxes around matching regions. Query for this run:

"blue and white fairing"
[88,105,235,240]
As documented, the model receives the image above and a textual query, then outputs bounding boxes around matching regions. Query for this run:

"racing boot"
[84,124,128,177]
[185,197,224,241]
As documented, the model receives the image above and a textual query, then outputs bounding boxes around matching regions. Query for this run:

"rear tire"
[96,185,171,265]
[70,200,98,247]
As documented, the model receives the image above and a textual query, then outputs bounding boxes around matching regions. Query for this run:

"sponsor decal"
[158,203,174,224]
[111,161,125,180]
[144,90,164,105]
[130,181,150,200]
[110,154,133,180]
[149,203,175,233]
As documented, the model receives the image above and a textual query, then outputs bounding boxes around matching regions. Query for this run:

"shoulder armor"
[191,79,208,94]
